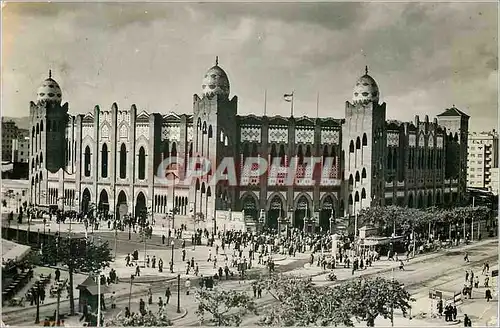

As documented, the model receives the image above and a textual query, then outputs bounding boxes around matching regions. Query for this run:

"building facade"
[12,136,30,163]
[2,120,19,161]
[28,61,469,232]
[467,130,499,194]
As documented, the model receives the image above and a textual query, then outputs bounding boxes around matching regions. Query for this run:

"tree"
[256,274,352,326]
[195,287,258,326]
[106,308,172,326]
[337,277,413,327]
[39,237,112,315]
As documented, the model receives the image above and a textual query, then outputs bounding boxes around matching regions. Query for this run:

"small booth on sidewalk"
[357,225,405,255]
[76,276,109,313]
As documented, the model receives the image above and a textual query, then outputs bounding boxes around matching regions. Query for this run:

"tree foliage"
[40,237,112,272]
[358,205,490,236]
[256,274,352,326]
[195,287,258,326]
[255,274,412,327]
[337,277,413,327]
[106,308,172,327]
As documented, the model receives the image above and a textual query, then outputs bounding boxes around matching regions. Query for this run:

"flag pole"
[316,92,320,118]
[291,91,295,117]
[264,89,267,116]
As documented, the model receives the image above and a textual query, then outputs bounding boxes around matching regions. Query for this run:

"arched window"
[120,143,127,179]
[162,141,170,161]
[40,153,43,165]
[305,145,312,159]
[355,192,360,202]
[349,140,354,153]
[362,168,367,179]
[101,144,108,178]
[355,171,360,182]
[270,144,277,161]
[242,143,250,161]
[251,144,258,157]
[362,133,367,146]
[356,137,361,149]
[297,145,304,165]
[348,174,354,186]
[84,146,91,177]
[171,142,177,158]
[361,188,366,199]
[279,145,286,166]
[40,121,44,132]
[138,147,146,180]
[208,125,213,138]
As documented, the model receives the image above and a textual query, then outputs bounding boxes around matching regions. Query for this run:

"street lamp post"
[34,283,40,324]
[177,274,181,313]
[170,240,175,273]
[128,275,134,310]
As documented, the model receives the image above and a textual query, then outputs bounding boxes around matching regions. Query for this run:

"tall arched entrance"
[320,195,335,233]
[116,191,127,220]
[135,192,147,225]
[267,194,284,230]
[294,195,311,231]
[82,188,91,213]
[241,194,259,221]
[98,189,109,214]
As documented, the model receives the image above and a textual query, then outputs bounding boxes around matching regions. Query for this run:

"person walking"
[465,270,469,282]
[464,252,469,263]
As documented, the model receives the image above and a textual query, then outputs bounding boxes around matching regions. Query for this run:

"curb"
[171,307,189,321]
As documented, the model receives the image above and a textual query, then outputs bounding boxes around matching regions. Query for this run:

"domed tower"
[29,70,69,206]
[342,67,387,228]
[201,56,230,99]
[191,57,237,233]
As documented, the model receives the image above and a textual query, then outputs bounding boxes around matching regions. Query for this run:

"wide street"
[3,216,498,327]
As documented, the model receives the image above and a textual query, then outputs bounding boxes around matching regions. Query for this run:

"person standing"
[463,314,472,327]
[165,287,171,304]
[55,268,61,282]
[110,291,116,309]
[185,278,191,295]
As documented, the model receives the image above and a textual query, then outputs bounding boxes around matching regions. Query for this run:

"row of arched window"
[407,148,443,170]
[31,153,44,172]
[347,188,367,205]
[347,169,367,189]
[83,143,147,180]
[349,133,368,153]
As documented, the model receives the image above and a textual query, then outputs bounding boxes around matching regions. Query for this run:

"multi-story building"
[467,130,499,194]
[28,61,469,233]
[12,136,30,163]
[2,120,19,161]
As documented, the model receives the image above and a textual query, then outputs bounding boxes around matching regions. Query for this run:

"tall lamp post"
[166,172,178,231]
[170,240,175,273]
[177,274,181,313]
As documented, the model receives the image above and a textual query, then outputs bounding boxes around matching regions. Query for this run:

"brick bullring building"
[28,60,469,233]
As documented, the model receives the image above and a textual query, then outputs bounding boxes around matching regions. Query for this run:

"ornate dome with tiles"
[352,67,379,105]
[201,58,230,99]
[36,70,62,105]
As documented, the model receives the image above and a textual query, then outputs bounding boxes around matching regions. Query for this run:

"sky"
[2,1,498,132]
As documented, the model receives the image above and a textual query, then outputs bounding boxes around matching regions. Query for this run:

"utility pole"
[391,267,395,327]
[177,274,181,313]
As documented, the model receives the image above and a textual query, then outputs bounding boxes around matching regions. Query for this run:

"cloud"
[2,2,497,133]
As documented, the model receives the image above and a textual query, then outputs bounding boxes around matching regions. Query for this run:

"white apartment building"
[467,130,499,194]
[12,136,30,163]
